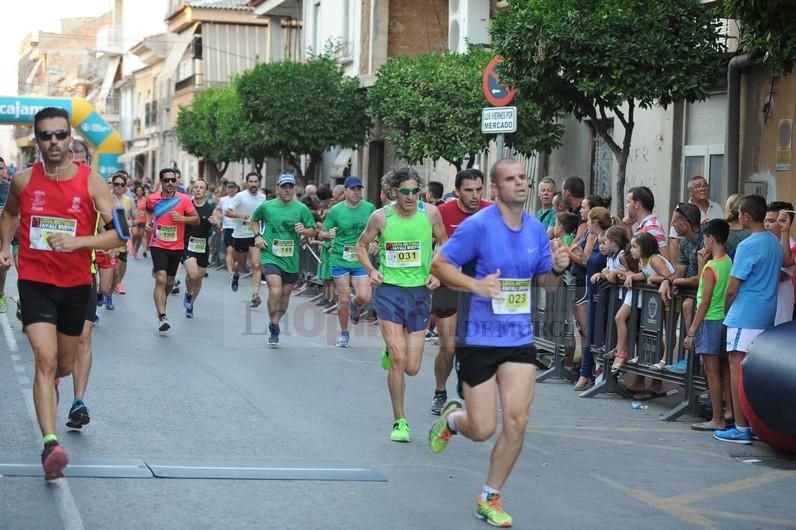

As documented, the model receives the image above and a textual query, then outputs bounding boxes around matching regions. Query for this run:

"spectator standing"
[723,193,750,257]
[764,202,795,325]
[668,176,723,260]
[535,177,557,230]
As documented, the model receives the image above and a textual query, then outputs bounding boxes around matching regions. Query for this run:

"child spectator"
[554,212,579,247]
[611,232,674,373]
[684,219,732,432]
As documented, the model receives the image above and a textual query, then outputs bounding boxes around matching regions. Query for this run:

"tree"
[369,47,562,171]
[176,86,245,179]
[235,55,371,182]
[725,0,796,78]
[491,0,724,216]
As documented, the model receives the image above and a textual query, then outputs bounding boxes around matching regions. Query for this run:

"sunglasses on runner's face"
[397,187,422,196]
[37,130,70,141]
[161,178,177,183]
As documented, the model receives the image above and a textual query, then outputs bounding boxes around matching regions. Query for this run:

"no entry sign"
[482,56,516,107]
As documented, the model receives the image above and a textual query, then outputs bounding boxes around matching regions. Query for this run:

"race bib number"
[29,216,77,251]
[342,245,357,262]
[156,224,177,242]
[187,236,207,253]
[272,239,294,257]
[491,278,531,315]
[385,241,421,268]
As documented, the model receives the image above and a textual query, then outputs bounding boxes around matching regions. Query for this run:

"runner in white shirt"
[214,181,239,275]
[225,172,267,307]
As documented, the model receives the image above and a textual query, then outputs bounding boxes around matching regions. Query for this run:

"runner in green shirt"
[251,174,316,347]
[318,176,376,347]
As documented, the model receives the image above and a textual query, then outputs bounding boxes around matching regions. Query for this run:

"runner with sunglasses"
[355,167,447,443]
[145,168,199,333]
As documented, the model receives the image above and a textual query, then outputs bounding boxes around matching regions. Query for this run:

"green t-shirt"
[697,254,733,321]
[251,198,316,273]
[322,200,376,268]
[535,206,556,229]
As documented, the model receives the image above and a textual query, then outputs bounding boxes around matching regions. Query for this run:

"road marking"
[11,354,21,361]
[665,470,794,505]
[13,364,25,373]
[0,312,18,352]
[153,465,372,472]
[23,390,85,530]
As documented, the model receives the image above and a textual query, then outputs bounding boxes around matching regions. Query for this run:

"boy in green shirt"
[251,174,316,346]
[684,219,733,432]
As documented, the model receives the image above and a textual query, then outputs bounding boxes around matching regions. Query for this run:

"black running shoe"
[41,441,69,480]
[158,316,171,333]
[66,401,90,429]
[231,273,240,292]
[431,391,447,416]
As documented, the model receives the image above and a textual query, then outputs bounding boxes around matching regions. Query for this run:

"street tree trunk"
[586,101,635,218]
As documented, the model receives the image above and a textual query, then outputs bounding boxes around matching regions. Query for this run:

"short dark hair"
[159,168,176,180]
[555,212,579,235]
[632,231,660,259]
[628,186,655,212]
[586,194,611,209]
[33,107,70,136]
[245,172,261,182]
[563,176,585,198]
[739,195,767,223]
[702,218,730,245]
[455,169,484,190]
[111,173,126,184]
[675,202,701,230]
[427,181,443,200]
[767,201,795,223]
[0,156,5,164]
[390,166,422,188]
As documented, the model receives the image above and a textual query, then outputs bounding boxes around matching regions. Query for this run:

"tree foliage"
[491,0,724,215]
[175,86,244,179]
[725,0,796,78]
[369,47,562,171]
[235,55,371,182]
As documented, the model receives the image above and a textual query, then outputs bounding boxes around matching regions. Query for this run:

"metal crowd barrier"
[535,272,578,382]
[294,241,324,298]
[583,281,708,421]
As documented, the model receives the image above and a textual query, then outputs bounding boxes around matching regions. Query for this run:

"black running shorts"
[455,344,539,389]
[18,280,92,337]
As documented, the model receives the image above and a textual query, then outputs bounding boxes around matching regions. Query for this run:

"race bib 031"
[384,240,421,268]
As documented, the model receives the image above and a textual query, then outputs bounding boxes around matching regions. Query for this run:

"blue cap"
[277,174,296,187]
[344,175,363,188]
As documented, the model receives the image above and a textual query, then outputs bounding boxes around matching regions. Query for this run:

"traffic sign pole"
[496,133,504,162]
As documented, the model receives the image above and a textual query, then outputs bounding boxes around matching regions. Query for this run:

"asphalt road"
[1,257,795,529]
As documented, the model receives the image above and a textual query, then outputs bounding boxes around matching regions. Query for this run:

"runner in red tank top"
[0,107,124,480]
[429,169,491,415]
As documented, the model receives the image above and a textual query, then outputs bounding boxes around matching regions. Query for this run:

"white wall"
[121,0,169,76]
[303,0,361,77]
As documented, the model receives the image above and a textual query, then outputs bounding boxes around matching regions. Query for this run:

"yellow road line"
[665,470,794,505]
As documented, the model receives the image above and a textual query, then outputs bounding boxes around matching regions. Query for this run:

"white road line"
[11,354,21,362]
[23,390,85,530]
[0,312,18,352]
[154,465,371,472]
[0,463,144,470]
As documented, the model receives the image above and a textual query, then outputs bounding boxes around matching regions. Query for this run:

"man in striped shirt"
[623,186,670,262]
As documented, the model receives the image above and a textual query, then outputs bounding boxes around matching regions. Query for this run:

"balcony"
[175,74,197,93]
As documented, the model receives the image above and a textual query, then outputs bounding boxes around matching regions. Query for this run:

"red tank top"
[18,162,95,287]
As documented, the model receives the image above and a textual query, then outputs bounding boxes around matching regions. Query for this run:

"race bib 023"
[29,216,77,251]
[491,278,531,315]
[384,240,421,268]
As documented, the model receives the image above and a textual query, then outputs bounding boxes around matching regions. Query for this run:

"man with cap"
[251,174,316,346]
[318,176,376,347]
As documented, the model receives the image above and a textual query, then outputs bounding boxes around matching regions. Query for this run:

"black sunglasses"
[38,130,70,141]
[113,182,126,187]
[162,178,177,183]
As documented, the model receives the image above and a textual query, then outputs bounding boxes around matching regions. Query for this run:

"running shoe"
[713,426,752,445]
[114,283,126,295]
[381,348,391,371]
[104,295,114,310]
[475,493,513,527]
[430,390,448,416]
[185,307,194,319]
[143,251,148,258]
[0,294,7,313]
[251,294,262,308]
[425,330,438,342]
[183,292,193,312]
[41,441,69,481]
[267,324,280,346]
[97,295,104,308]
[231,273,240,292]
[66,400,90,429]
[93,313,100,326]
[390,418,410,443]
[349,299,361,325]
[429,399,462,453]
[158,316,171,333]
[170,285,180,295]
[336,331,350,348]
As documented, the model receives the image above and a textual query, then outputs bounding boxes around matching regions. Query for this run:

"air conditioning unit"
[448,0,490,53]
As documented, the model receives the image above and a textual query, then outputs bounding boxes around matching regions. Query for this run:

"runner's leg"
[249,246,261,299]
[434,314,456,392]
[154,270,168,315]
[266,273,284,326]
[334,274,352,332]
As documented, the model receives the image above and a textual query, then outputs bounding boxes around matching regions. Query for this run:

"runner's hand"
[254,235,266,250]
[170,211,182,222]
[551,239,570,272]
[368,269,384,288]
[294,222,305,234]
[426,274,440,290]
[326,227,337,240]
[0,248,11,270]
[474,268,502,299]
[47,233,78,252]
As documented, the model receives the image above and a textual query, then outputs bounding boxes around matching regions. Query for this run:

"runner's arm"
[355,210,384,273]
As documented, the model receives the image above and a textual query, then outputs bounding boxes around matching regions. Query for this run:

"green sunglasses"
[397,187,422,196]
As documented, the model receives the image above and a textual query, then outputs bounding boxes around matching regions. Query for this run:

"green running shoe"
[429,399,462,453]
[475,493,513,527]
[0,295,7,313]
[381,348,391,371]
[390,418,410,442]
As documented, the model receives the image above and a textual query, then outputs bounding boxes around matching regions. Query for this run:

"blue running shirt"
[440,205,553,347]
